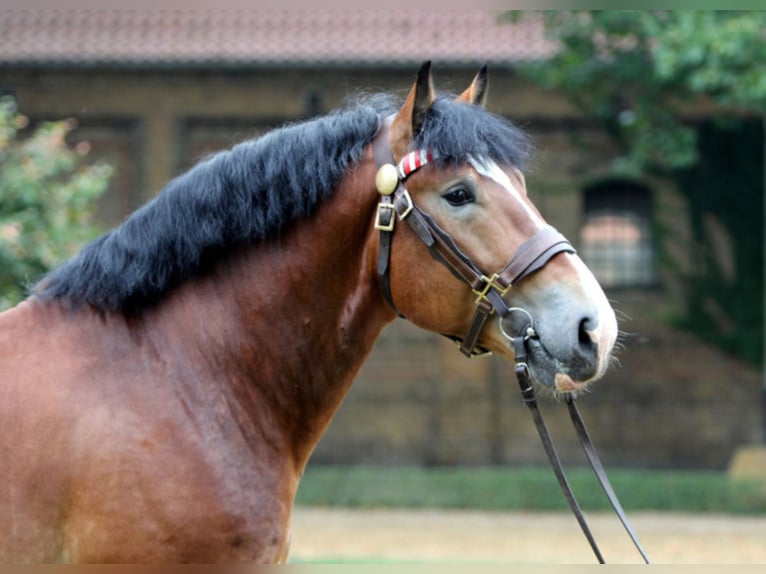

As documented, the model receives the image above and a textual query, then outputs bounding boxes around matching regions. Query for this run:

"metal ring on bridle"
[499,306,537,342]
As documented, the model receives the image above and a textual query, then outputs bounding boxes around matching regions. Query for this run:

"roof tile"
[0,9,554,66]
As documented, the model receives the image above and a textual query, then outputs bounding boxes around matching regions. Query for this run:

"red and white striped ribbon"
[397,149,435,180]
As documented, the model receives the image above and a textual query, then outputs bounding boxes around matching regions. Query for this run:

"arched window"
[580,181,656,289]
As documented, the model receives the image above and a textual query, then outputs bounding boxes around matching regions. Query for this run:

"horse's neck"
[151,155,394,469]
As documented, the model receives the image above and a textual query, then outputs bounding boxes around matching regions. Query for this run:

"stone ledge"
[729,445,766,480]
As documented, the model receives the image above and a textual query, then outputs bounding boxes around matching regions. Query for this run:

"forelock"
[414,96,533,171]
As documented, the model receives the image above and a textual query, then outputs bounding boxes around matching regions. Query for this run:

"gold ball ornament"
[375,164,399,196]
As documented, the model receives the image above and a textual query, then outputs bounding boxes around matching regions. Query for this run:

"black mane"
[34,94,532,313]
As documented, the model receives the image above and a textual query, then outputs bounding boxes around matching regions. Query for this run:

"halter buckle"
[374,201,396,232]
[395,189,414,221]
[472,273,511,306]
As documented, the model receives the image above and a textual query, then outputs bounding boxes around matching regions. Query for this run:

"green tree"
[510,11,764,366]
[0,96,112,309]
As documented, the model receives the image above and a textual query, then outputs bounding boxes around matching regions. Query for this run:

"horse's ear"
[390,61,435,159]
[456,64,488,108]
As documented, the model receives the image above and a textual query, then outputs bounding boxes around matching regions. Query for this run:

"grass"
[295,465,766,515]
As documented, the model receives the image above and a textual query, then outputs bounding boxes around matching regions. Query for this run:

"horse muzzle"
[499,297,610,392]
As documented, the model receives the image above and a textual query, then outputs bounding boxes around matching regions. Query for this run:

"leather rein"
[371,125,650,564]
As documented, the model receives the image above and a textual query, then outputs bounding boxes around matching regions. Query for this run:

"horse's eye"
[442,185,475,207]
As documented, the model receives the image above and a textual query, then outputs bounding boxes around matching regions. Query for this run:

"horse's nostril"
[572,316,600,381]
[578,316,596,350]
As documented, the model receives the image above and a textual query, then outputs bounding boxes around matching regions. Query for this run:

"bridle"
[372,126,575,357]
[371,123,650,564]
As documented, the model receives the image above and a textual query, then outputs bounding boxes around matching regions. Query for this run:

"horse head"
[376,62,618,393]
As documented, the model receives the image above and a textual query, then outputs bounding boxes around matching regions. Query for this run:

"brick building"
[1,9,761,469]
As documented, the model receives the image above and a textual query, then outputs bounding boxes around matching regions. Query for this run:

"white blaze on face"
[468,156,545,230]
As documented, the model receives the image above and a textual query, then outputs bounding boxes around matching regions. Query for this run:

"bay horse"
[0,63,617,563]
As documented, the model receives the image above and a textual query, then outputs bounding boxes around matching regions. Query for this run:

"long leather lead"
[511,335,650,564]
[510,336,606,564]
[565,396,651,564]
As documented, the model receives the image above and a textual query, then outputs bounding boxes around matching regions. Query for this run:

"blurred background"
[1,8,765,558]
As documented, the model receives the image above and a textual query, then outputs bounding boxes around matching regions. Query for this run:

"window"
[580,181,655,289]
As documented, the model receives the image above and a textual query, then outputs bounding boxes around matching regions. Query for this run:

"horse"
[0,62,617,563]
